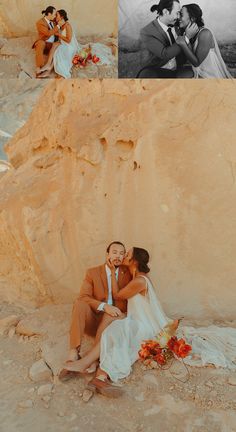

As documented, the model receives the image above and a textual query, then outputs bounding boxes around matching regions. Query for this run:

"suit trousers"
[34,40,53,68]
[70,299,103,349]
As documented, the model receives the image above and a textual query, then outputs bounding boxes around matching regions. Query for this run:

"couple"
[61,241,236,397]
[138,0,232,78]
[32,6,78,78]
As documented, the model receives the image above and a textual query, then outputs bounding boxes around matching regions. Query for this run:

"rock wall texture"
[119,0,236,43]
[1,79,236,320]
[0,79,47,157]
[0,0,117,38]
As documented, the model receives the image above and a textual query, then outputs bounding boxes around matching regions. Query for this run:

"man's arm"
[78,270,102,312]
[141,32,181,62]
[37,21,60,38]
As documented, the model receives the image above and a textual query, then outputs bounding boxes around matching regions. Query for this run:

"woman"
[176,4,232,78]
[39,9,79,78]
[64,246,236,388]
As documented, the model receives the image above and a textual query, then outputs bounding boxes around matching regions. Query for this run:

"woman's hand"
[185,22,199,40]
[58,19,65,27]
[176,36,186,46]
[106,257,116,273]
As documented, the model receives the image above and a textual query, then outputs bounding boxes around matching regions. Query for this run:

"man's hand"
[185,22,199,40]
[176,36,186,46]
[104,304,122,317]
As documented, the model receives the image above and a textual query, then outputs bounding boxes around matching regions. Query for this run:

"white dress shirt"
[157,18,177,70]
[97,265,119,311]
[44,17,55,43]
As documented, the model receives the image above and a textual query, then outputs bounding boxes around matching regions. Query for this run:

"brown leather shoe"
[87,377,123,398]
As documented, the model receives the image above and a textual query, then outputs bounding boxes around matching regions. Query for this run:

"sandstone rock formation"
[0,79,47,156]
[1,79,236,320]
[0,0,117,38]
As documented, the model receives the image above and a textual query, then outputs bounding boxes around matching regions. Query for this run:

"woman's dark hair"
[151,0,180,15]
[57,9,69,22]
[133,247,150,273]
[183,4,204,27]
[42,6,55,16]
[106,241,125,253]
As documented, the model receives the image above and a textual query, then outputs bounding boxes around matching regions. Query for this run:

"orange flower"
[154,353,166,365]
[172,338,191,358]
[167,336,177,350]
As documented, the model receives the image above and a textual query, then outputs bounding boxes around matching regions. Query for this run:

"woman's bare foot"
[39,65,51,73]
[64,358,88,373]
[85,361,99,374]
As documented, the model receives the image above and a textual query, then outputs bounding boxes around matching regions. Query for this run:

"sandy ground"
[1,301,236,432]
[0,36,117,79]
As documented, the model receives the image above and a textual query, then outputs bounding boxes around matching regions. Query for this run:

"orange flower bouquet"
[139,321,191,368]
[72,46,100,68]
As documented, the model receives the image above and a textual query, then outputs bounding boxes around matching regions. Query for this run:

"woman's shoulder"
[198,28,213,41]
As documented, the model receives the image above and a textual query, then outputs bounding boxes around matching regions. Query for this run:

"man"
[32,6,64,77]
[60,241,131,380]
[138,0,198,78]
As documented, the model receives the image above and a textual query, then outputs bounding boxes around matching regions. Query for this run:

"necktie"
[167,27,176,45]
[49,21,53,30]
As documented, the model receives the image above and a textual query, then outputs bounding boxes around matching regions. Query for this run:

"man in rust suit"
[32,6,64,76]
[63,241,131,378]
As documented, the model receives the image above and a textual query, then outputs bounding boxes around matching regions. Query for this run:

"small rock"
[210,390,218,398]
[42,395,51,403]
[58,411,65,417]
[0,315,20,335]
[28,388,35,394]
[228,376,236,386]
[82,389,94,402]
[18,399,33,409]
[29,359,52,383]
[205,380,214,388]
[8,327,16,338]
[37,383,53,396]
[207,400,213,408]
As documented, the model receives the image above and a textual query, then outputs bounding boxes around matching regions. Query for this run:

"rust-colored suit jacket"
[32,18,59,48]
[78,264,132,313]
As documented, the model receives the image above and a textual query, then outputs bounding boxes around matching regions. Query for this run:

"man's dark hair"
[150,0,180,15]
[106,241,126,253]
[42,6,56,16]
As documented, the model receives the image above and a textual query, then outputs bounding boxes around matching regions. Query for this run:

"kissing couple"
[60,241,236,397]
[138,0,232,78]
[32,6,79,79]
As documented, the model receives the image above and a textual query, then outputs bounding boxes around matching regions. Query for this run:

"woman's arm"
[176,29,213,67]
[111,270,147,300]
[58,22,72,43]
